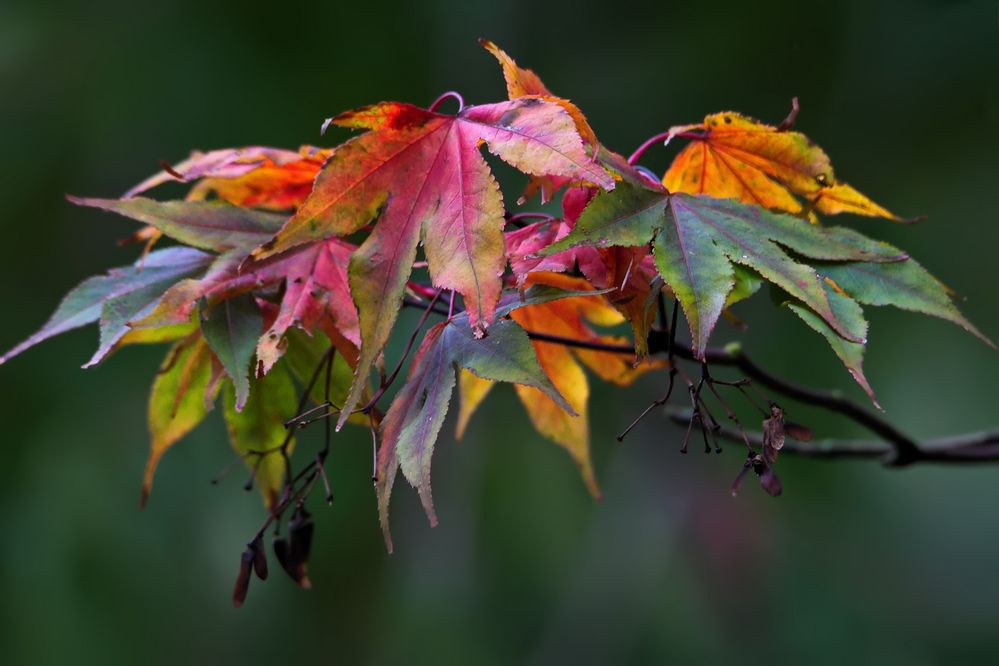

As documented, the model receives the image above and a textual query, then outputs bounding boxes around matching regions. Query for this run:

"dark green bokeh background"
[1,1,997,663]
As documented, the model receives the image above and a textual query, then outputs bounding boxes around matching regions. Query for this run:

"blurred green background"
[1,0,997,663]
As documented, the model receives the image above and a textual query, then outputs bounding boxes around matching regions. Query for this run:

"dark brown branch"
[679,337,923,465]
[399,292,985,467]
[666,408,999,464]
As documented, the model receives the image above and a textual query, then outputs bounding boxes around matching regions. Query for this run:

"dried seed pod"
[232,550,254,608]
[731,451,783,497]
[784,421,814,442]
[287,508,314,590]
[249,536,268,581]
[757,466,783,497]
[273,508,315,589]
[762,404,786,465]
[273,536,292,576]
[730,458,753,496]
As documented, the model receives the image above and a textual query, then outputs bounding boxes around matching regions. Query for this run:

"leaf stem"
[506,212,558,228]
[361,289,444,413]
[428,91,466,114]
[627,131,673,166]
[627,130,704,164]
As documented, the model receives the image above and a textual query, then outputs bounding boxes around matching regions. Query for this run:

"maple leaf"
[505,187,664,357]
[456,273,665,498]
[142,328,356,508]
[88,147,329,258]
[480,39,598,149]
[223,359,299,508]
[376,284,612,551]
[143,332,220,507]
[787,302,878,408]
[661,110,911,221]
[0,247,212,368]
[817,258,993,346]
[480,39,642,205]
[124,145,333,211]
[504,218,577,284]
[6,36,995,569]
[69,196,286,253]
[200,293,263,412]
[540,182,908,359]
[281,328,358,413]
[541,183,992,402]
[507,235,659,360]
[564,187,661,355]
[132,238,360,381]
[255,239,359,376]
[376,322,569,552]
[778,255,994,405]
[251,98,614,431]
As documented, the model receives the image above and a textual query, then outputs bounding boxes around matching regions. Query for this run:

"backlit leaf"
[69,196,286,253]
[818,259,994,347]
[458,273,664,498]
[377,312,572,551]
[223,360,299,508]
[200,294,263,411]
[282,329,358,412]
[0,247,211,367]
[143,334,219,506]
[125,146,309,198]
[661,111,910,221]
[543,183,904,356]
[124,146,333,211]
[256,238,359,375]
[787,302,879,409]
[252,98,613,432]
[135,240,360,367]
[480,38,598,147]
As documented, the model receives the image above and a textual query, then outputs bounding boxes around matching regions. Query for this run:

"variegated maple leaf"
[375,285,595,551]
[541,181,991,405]
[125,145,333,211]
[252,98,615,430]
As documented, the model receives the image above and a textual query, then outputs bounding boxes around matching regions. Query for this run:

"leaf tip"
[334,407,351,432]
[581,465,602,500]
[419,488,439,528]
[81,346,108,369]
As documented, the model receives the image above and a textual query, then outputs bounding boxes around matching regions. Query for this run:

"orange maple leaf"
[662,109,911,221]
